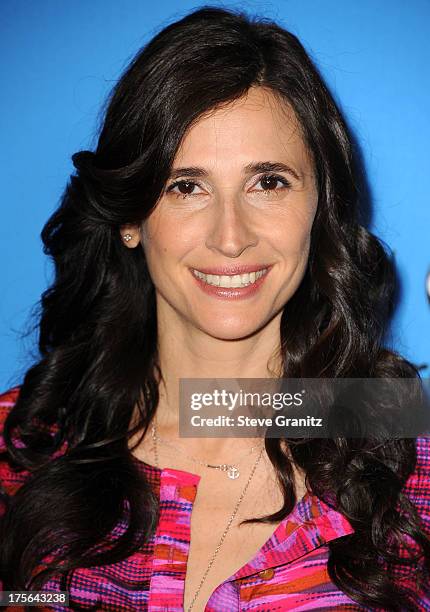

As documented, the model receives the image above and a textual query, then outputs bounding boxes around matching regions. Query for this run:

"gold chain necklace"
[151,421,265,611]
[151,420,262,479]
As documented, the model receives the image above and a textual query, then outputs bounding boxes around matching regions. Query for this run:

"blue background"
[1,0,429,390]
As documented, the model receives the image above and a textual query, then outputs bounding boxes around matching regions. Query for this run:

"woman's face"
[126,86,318,341]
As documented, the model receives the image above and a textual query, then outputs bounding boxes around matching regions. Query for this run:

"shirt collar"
[136,458,355,581]
[232,489,355,580]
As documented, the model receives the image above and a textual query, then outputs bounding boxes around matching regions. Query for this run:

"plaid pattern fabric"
[0,386,429,611]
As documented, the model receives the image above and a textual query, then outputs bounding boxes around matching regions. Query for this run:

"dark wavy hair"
[1,5,429,609]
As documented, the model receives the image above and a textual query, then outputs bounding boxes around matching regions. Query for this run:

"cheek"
[141,216,196,279]
[269,210,314,258]
[141,215,173,258]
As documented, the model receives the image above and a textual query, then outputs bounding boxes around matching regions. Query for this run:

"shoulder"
[0,385,22,456]
[401,435,430,532]
[0,386,31,504]
[391,435,430,603]
[0,385,21,452]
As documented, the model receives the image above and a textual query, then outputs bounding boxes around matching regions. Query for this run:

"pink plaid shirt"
[1,387,429,610]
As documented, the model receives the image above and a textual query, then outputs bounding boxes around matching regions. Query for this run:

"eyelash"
[165,173,292,198]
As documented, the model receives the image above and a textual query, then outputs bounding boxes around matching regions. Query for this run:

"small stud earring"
[123,233,132,242]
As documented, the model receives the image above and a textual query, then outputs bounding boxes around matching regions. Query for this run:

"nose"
[205,199,258,258]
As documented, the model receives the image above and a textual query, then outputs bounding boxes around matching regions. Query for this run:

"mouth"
[191,266,270,288]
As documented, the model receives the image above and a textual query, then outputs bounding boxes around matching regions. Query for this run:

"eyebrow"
[168,161,302,182]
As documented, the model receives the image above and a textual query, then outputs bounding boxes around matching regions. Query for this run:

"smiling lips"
[190,264,272,297]
[192,267,269,288]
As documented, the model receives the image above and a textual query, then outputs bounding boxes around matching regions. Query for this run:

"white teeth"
[193,268,268,288]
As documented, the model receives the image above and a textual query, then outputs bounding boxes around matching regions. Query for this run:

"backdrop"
[1,0,429,390]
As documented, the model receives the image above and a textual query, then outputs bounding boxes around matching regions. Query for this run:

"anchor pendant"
[208,463,240,479]
[226,465,240,479]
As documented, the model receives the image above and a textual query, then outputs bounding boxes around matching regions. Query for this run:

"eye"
[165,173,292,200]
[252,174,291,193]
[165,180,204,198]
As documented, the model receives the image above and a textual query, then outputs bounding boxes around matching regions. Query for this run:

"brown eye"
[257,174,291,192]
[166,180,202,197]
[261,176,279,190]
[177,181,195,195]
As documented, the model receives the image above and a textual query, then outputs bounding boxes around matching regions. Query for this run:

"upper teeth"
[192,268,268,288]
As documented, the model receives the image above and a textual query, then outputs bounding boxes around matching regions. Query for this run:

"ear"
[119,224,140,248]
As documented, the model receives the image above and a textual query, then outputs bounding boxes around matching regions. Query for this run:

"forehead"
[173,86,312,171]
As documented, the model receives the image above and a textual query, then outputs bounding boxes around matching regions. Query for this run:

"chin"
[197,314,269,341]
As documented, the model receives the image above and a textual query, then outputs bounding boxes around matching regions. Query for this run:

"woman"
[0,5,429,611]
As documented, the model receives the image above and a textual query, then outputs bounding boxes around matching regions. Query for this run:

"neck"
[151,305,283,456]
